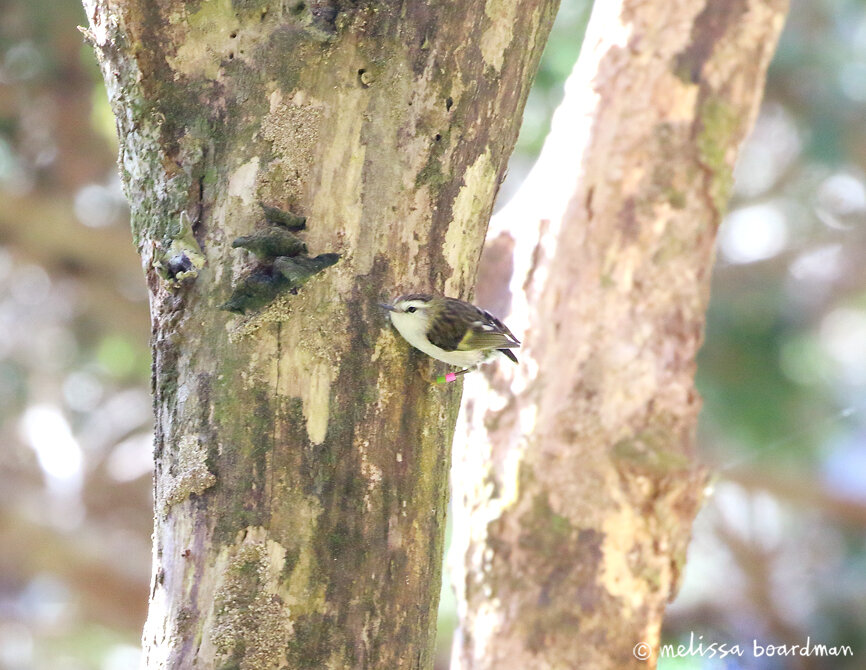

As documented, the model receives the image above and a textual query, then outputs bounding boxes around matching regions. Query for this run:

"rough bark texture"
[450,0,789,668]
[81,1,558,668]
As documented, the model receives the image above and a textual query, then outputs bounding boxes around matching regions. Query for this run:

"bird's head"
[379,294,439,338]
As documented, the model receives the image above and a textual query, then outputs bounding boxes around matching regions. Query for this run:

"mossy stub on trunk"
[222,204,339,314]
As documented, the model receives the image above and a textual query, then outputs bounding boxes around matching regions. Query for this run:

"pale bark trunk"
[81,1,559,668]
[451,0,789,668]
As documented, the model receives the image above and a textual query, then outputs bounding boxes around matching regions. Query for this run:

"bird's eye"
[406,306,417,313]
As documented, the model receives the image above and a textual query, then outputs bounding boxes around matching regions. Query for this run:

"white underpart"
[389,308,495,368]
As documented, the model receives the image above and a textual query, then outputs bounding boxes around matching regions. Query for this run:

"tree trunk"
[81,1,558,668]
[450,0,788,668]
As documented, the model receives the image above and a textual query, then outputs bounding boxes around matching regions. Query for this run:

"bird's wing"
[426,307,469,351]
[456,310,520,351]
[457,326,519,351]
[428,299,521,352]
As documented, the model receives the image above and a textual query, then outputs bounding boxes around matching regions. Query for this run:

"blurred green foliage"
[515,1,591,155]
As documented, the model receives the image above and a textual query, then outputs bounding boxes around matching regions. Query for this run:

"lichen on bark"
[209,536,292,670]
[159,435,216,514]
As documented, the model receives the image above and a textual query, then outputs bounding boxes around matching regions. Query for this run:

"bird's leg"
[433,367,474,385]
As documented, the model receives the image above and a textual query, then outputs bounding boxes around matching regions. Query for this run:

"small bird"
[380,294,520,378]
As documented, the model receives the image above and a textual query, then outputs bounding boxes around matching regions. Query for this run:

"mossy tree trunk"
[450,0,789,668]
[81,1,558,668]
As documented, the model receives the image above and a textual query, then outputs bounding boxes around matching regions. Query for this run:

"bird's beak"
[378,303,396,312]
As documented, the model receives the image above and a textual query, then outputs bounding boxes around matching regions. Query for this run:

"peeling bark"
[450,0,789,668]
[81,1,559,668]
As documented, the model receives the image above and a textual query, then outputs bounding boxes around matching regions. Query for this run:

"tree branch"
[452,1,789,667]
